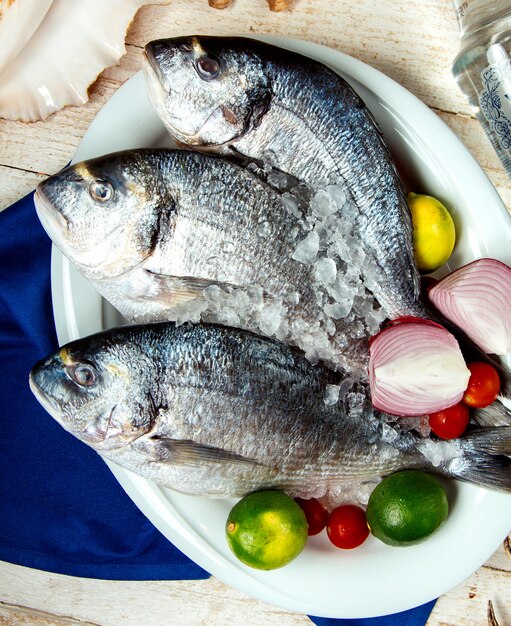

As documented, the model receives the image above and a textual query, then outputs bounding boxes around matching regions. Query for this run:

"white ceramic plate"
[50,37,511,618]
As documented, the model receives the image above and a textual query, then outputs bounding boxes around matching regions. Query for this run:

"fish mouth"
[142,47,221,145]
[29,371,64,423]
[33,185,68,239]
[143,46,170,93]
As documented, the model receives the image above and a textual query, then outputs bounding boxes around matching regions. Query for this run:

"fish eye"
[195,55,222,81]
[89,179,114,203]
[67,363,97,387]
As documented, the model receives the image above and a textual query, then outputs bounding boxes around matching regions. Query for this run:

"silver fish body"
[143,36,424,319]
[30,322,511,497]
[34,149,380,375]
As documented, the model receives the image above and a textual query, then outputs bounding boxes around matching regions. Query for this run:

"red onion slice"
[428,258,511,356]
[369,322,470,416]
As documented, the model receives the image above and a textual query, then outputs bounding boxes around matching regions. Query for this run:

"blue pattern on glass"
[480,64,511,151]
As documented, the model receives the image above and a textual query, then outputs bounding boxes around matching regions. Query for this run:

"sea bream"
[34,149,388,376]
[29,322,511,497]
[143,36,423,319]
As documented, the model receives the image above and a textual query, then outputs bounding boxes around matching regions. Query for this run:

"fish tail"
[471,400,511,427]
[446,426,511,492]
[491,360,511,408]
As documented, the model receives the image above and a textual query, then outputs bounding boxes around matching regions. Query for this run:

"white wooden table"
[0,1,510,624]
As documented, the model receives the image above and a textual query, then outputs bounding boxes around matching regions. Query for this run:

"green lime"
[226,490,308,570]
[366,470,448,547]
[407,192,456,272]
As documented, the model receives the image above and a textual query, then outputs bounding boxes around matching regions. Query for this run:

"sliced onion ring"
[369,320,470,416]
[428,258,511,356]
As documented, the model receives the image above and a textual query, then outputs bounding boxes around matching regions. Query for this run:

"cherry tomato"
[294,497,328,536]
[327,505,369,549]
[463,362,501,409]
[428,402,470,440]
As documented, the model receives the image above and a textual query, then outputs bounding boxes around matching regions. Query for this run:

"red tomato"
[327,505,369,549]
[294,497,328,536]
[463,362,501,409]
[428,402,470,439]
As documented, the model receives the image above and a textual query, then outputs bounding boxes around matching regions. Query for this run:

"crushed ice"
[172,170,390,382]
[170,167,436,457]
[157,164,466,507]
[417,439,462,467]
[319,477,382,510]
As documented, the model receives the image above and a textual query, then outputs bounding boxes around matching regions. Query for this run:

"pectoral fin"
[147,436,264,468]
[137,271,220,307]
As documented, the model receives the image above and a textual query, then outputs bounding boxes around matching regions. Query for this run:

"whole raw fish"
[143,36,423,319]
[29,322,511,497]
[34,149,386,375]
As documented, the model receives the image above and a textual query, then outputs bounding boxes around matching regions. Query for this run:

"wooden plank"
[127,0,470,116]
[0,602,99,626]
[426,565,511,626]
[435,110,505,174]
[0,165,45,211]
[0,0,478,178]
[484,169,511,213]
[434,111,511,211]
[485,535,511,573]
[0,561,312,626]
[0,1,510,624]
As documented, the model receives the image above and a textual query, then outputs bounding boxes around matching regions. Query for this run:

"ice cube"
[204,285,221,302]
[327,275,357,304]
[314,257,337,285]
[381,423,400,443]
[290,183,312,209]
[256,220,273,238]
[324,384,341,406]
[267,169,291,190]
[311,188,339,220]
[247,284,264,306]
[324,184,347,210]
[173,298,209,325]
[286,291,301,306]
[282,192,302,218]
[324,317,337,336]
[346,391,366,416]
[292,230,320,264]
[324,302,351,319]
[337,377,354,398]
[259,299,286,336]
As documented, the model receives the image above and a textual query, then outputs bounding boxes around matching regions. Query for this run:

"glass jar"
[452,0,511,176]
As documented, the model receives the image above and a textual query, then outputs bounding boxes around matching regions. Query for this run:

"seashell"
[267,0,293,11]
[0,0,170,122]
[0,0,54,78]
[208,0,232,8]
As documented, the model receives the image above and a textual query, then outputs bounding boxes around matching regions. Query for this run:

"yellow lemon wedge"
[407,192,456,272]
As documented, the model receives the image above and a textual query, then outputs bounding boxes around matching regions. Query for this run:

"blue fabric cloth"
[0,192,435,624]
[0,193,208,581]
[308,602,436,626]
